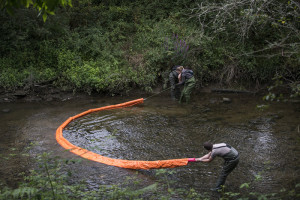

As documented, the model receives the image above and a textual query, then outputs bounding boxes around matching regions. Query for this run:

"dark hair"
[203,142,213,151]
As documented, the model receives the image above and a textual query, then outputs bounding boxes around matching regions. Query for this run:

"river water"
[0,92,299,197]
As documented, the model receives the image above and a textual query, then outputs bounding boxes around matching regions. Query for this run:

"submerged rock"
[2,108,10,113]
[222,97,232,103]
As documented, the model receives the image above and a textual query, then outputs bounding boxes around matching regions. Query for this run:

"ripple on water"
[61,95,300,194]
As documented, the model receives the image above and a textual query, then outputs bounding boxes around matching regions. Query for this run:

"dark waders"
[169,70,180,101]
[171,86,181,101]
[215,155,239,189]
[179,76,195,103]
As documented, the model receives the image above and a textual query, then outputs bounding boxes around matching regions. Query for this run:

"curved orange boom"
[56,98,189,169]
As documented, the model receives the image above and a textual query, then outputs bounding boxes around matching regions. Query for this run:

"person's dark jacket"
[169,66,180,89]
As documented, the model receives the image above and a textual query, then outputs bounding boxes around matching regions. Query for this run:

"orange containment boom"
[56,98,189,169]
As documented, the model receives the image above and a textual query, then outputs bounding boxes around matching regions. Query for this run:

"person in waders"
[169,65,181,101]
[195,142,239,191]
[176,66,195,103]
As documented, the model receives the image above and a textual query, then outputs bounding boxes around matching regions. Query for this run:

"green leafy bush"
[0,0,299,97]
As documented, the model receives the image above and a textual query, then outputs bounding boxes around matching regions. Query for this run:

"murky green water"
[1,93,299,196]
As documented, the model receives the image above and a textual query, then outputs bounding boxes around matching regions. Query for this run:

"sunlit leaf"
[240,183,250,188]
[42,12,47,22]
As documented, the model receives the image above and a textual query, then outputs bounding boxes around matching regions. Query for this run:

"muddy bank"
[0,82,264,104]
[0,87,97,103]
[0,85,153,103]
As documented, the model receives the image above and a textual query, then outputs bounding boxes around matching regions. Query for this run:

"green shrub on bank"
[0,1,299,96]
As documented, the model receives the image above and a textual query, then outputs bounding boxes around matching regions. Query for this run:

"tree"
[0,0,72,21]
[189,0,300,97]
[189,0,300,58]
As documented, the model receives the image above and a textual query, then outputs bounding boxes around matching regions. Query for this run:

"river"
[0,92,299,198]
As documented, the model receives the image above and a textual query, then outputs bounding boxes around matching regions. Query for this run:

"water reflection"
[62,94,300,193]
[1,93,299,195]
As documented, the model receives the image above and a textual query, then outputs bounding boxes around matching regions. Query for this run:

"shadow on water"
[0,92,300,196]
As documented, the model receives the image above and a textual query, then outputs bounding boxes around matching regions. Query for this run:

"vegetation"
[1,0,72,21]
[0,151,299,199]
[1,2,299,198]
[0,0,299,97]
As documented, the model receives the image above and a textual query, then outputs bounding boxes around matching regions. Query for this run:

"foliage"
[219,162,300,200]
[162,34,189,65]
[263,73,300,101]
[0,151,155,200]
[1,0,72,21]
[189,0,300,90]
[0,0,299,97]
[0,151,206,200]
[64,60,136,94]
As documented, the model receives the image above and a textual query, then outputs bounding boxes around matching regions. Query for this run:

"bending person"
[189,142,239,191]
[176,66,195,103]
[169,65,181,101]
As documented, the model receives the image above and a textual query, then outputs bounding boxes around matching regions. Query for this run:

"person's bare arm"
[195,152,213,162]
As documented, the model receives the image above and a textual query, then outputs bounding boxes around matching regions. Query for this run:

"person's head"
[172,65,180,71]
[203,142,213,151]
[176,66,184,74]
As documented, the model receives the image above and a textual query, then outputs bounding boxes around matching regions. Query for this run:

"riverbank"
[0,87,146,104]
[0,82,264,104]
[2,82,299,108]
